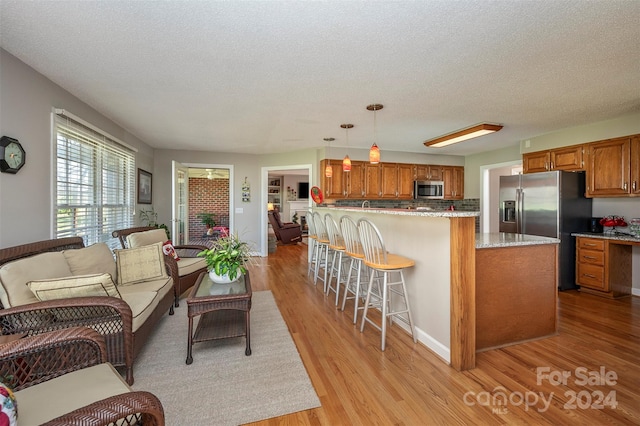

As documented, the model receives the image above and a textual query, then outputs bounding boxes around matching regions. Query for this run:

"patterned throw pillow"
[162,240,180,261]
[27,273,121,301]
[114,242,168,286]
[0,382,17,426]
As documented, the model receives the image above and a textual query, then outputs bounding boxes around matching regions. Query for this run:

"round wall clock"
[0,136,26,174]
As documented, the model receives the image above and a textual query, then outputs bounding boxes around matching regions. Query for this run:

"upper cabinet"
[586,135,639,197]
[320,159,462,200]
[415,164,443,181]
[442,166,464,200]
[523,144,585,174]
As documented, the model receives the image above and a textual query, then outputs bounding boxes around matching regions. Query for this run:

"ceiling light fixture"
[423,123,503,148]
[367,104,383,164]
[323,137,335,178]
[341,124,354,172]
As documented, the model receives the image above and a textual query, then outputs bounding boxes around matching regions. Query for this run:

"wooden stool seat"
[364,253,415,270]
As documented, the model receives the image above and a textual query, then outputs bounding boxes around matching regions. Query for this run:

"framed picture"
[137,168,152,204]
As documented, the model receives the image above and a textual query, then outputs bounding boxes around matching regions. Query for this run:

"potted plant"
[197,233,252,283]
[197,212,216,235]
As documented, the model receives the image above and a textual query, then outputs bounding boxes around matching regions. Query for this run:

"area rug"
[132,290,321,425]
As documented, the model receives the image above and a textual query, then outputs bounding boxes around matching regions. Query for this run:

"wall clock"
[0,136,26,174]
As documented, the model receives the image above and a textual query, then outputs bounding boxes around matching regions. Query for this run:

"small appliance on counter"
[590,217,603,233]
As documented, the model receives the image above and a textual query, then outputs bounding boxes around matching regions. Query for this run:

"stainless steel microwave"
[414,180,444,199]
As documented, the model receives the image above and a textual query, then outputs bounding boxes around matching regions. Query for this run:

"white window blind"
[55,111,136,250]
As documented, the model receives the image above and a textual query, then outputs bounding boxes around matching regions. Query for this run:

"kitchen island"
[476,233,560,351]
[314,207,560,369]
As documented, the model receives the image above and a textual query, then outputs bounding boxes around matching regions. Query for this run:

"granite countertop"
[476,233,560,249]
[313,206,479,218]
[572,232,640,244]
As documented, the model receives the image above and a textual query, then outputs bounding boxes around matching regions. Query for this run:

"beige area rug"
[132,291,320,425]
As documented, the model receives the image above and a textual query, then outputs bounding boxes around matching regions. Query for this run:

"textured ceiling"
[1,1,639,157]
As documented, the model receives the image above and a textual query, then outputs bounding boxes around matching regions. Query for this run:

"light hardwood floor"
[244,242,640,425]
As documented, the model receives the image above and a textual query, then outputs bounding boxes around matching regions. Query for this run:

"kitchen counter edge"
[571,232,640,244]
[476,233,560,249]
[312,206,479,218]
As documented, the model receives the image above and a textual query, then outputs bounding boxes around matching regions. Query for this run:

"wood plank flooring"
[243,243,640,425]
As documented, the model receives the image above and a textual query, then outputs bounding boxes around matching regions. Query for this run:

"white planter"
[209,269,241,284]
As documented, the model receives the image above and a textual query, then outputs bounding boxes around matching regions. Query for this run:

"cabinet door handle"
[584,243,597,247]
[624,182,628,191]
[583,256,597,260]
[550,161,554,170]
[583,274,596,279]
[634,181,637,191]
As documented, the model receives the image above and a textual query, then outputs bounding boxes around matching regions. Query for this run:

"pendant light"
[341,124,354,172]
[323,138,334,178]
[367,104,383,164]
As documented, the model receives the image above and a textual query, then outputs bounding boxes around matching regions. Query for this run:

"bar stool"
[357,218,417,351]
[305,210,318,280]
[312,211,331,290]
[324,213,349,306]
[339,215,371,324]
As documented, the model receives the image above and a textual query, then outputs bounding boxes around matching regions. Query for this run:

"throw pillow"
[162,240,180,261]
[27,273,121,301]
[0,382,17,426]
[126,229,167,248]
[62,242,118,282]
[114,242,168,286]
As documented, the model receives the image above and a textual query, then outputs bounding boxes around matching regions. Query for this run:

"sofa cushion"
[118,276,173,331]
[14,363,130,425]
[126,229,167,248]
[177,257,207,277]
[27,273,121,302]
[0,252,73,307]
[63,243,117,281]
[114,242,168,286]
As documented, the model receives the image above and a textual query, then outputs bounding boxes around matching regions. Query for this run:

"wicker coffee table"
[185,271,252,364]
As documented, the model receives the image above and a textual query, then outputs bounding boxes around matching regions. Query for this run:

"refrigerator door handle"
[516,188,522,234]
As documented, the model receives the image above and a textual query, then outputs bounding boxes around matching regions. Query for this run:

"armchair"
[0,327,164,425]
[268,209,303,245]
[112,227,208,306]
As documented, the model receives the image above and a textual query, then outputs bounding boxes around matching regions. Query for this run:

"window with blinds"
[55,111,136,250]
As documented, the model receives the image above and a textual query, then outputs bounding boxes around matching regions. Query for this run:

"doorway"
[480,161,522,233]
[260,164,313,256]
[172,161,234,244]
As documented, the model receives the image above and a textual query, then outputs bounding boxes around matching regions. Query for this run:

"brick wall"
[188,177,230,238]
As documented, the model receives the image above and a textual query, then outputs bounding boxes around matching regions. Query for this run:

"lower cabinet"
[575,237,632,298]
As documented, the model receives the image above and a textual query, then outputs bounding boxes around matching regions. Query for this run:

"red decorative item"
[310,186,324,204]
[599,215,627,227]
[162,240,180,261]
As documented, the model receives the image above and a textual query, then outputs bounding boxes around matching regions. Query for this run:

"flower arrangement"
[599,215,627,227]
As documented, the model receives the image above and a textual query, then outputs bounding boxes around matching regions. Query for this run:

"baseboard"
[632,287,640,297]
[393,320,450,364]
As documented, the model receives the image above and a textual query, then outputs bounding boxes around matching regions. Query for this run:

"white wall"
[0,49,154,247]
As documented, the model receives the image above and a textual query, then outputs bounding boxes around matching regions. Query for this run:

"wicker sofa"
[112,226,208,306]
[0,237,175,385]
[0,327,164,425]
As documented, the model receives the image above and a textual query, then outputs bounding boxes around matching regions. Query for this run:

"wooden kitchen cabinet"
[415,164,443,181]
[632,135,640,195]
[442,166,464,200]
[523,144,584,174]
[345,161,365,198]
[586,136,631,197]
[364,163,382,198]
[381,163,399,198]
[320,160,346,199]
[397,163,415,199]
[575,236,632,298]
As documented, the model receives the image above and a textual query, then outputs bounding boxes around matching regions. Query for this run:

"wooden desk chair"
[357,218,417,351]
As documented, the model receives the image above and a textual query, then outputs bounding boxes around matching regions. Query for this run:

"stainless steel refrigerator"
[499,171,592,290]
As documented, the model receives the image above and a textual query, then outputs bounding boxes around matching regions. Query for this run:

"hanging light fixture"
[367,104,383,164]
[341,124,354,172]
[323,138,335,178]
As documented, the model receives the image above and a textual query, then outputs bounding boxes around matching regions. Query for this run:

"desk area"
[572,232,639,298]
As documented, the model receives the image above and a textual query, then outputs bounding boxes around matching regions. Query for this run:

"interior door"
[172,161,189,245]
